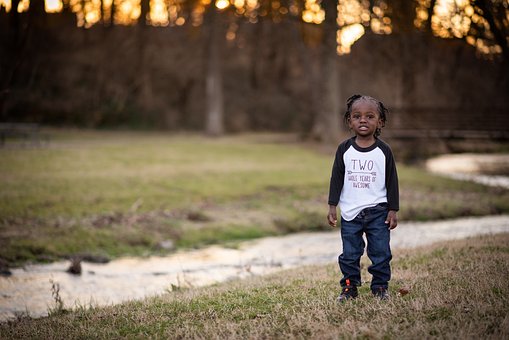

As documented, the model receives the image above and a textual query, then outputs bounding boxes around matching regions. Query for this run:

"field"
[2,233,508,338]
[1,130,509,265]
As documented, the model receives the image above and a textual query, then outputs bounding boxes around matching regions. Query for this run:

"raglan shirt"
[328,137,399,221]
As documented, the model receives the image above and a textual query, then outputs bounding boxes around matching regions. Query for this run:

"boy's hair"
[344,94,388,138]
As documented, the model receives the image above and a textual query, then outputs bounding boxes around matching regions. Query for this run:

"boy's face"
[348,99,383,138]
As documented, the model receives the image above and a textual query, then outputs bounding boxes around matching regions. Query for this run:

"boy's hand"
[328,205,338,227]
[385,210,398,230]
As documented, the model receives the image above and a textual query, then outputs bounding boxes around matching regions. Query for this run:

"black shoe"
[372,287,389,300]
[337,285,358,302]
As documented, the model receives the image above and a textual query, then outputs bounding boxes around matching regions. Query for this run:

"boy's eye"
[351,114,376,120]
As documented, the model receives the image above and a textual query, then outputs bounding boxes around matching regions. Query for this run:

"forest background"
[0,0,508,154]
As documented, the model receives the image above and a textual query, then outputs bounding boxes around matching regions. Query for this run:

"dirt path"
[1,215,508,322]
[426,153,509,188]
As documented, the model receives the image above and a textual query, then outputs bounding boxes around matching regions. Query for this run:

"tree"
[309,0,341,142]
[2,0,507,132]
[110,0,116,27]
[474,0,509,62]
[413,0,508,62]
[203,3,225,136]
[9,0,21,43]
[136,0,154,116]
[199,0,342,138]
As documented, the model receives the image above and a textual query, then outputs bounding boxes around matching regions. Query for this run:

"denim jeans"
[339,203,392,290]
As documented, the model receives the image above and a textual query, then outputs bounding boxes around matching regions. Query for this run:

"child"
[327,94,399,301]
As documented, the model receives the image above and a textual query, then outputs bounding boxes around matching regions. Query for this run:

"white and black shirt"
[328,137,399,221]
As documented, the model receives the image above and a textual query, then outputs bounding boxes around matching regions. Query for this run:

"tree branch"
[474,0,509,62]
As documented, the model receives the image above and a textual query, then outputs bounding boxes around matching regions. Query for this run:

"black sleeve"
[382,142,399,211]
[328,143,346,206]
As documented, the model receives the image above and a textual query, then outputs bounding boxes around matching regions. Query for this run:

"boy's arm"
[328,145,345,228]
[381,142,399,230]
[385,210,398,230]
[384,145,399,212]
[328,205,338,227]
[328,151,343,207]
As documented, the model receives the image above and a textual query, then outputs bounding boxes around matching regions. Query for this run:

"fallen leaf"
[398,287,410,296]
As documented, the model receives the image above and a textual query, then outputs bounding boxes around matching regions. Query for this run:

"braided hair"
[344,94,389,138]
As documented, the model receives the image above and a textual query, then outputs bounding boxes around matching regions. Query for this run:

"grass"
[1,129,509,265]
[1,233,508,338]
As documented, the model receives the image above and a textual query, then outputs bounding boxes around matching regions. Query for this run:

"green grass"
[2,233,508,339]
[0,132,328,218]
[1,129,509,265]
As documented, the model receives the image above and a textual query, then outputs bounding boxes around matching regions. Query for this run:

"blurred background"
[0,0,508,157]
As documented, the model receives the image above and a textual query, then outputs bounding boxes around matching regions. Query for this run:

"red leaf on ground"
[398,287,410,296]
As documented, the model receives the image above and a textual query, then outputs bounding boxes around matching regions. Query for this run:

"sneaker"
[372,287,389,300]
[337,284,358,302]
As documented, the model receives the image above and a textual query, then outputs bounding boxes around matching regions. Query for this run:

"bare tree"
[110,0,116,27]
[203,4,225,136]
[309,0,341,142]
[136,0,154,114]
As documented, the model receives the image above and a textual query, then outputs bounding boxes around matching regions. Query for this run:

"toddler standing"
[327,94,399,301]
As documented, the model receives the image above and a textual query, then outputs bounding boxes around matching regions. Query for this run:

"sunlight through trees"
[0,0,506,57]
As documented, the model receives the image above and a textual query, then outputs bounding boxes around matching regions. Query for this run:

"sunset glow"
[191,2,206,26]
[18,0,29,12]
[215,0,229,10]
[336,1,391,55]
[0,0,503,56]
[231,0,261,23]
[337,0,369,27]
[45,0,62,12]
[148,0,169,26]
[302,0,324,24]
[415,0,502,55]
[337,23,365,54]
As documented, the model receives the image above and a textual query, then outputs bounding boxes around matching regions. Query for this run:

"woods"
[0,0,508,138]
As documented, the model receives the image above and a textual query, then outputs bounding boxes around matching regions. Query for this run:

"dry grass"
[1,129,509,265]
[2,233,508,339]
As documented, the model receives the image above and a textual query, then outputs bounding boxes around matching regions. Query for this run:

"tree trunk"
[391,0,415,32]
[29,0,46,28]
[309,1,341,143]
[204,5,224,136]
[110,0,116,27]
[136,1,154,120]
[9,0,21,43]
[391,0,418,112]
[425,0,437,33]
[139,0,149,27]
[100,0,105,25]
[1,0,25,120]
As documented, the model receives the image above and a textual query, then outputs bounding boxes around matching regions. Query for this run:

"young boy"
[327,94,399,301]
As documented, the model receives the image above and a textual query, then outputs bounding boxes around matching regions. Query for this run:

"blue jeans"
[339,203,392,290]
